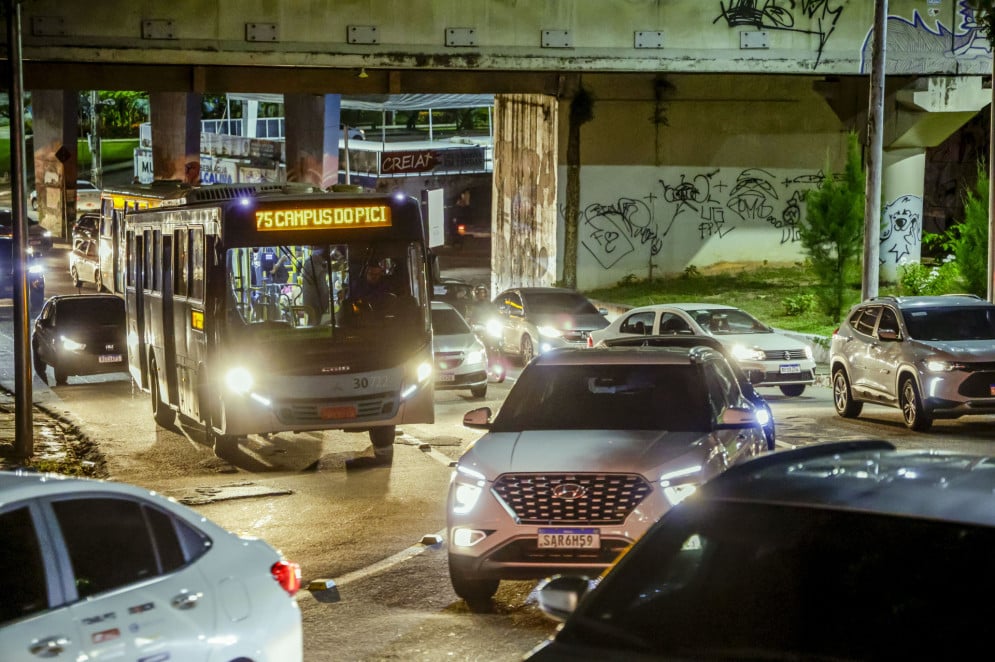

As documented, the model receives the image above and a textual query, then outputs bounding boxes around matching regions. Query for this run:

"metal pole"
[862,0,888,302]
[6,0,33,458]
[343,124,351,185]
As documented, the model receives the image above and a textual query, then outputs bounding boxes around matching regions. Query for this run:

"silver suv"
[447,345,768,606]
[830,295,995,431]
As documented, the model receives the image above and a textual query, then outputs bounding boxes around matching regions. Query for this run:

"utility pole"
[989,34,995,302]
[862,0,888,301]
[5,0,33,458]
[89,90,103,187]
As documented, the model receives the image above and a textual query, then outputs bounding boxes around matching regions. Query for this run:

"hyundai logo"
[551,483,586,500]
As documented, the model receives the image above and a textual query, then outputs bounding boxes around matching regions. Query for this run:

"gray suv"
[830,295,995,431]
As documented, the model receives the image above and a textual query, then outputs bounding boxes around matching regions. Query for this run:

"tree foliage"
[799,132,865,322]
[942,161,990,296]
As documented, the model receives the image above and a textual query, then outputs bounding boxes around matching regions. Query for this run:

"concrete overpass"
[5,0,992,289]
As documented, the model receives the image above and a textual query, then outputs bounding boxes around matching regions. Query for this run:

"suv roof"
[703,440,995,528]
[532,345,720,367]
[863,294,988,309]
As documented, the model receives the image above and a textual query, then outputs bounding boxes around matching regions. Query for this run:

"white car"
[432,300,489,398]
[589,302,816,396]
[447,346,768,606]
[30,179,101,216]
[0,471,303,662]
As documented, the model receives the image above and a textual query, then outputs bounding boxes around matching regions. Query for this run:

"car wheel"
[449,560,499,608]
[32,339,46,379]
[150,359,176,429]
[779,384,805,397]
[832,367,863,418]
[520,335,535,365]
[54,364,69,385]
[900,376,933,432]
[70,266,81,288]
[370,425,396,450]
[470,384,487,399]
[94,270,103,292]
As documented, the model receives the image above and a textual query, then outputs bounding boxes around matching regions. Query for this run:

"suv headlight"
[925,359,965,372]
[451,465,486,514]
[659,464,702,506]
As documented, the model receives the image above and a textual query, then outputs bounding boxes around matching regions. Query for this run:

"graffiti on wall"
[569,167,837,270]
[860,1,992,75]
[714,0,846,68]
[881,194,922,266]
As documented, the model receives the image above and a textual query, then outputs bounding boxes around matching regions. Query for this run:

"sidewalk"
[0,384,103,472]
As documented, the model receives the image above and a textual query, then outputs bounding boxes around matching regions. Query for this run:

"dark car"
[32,294,127,384]
[433,277,476,318]
[0,208,54,256]
[597,334,775,449]
[72,212,100,243]
[491,287,609,364]
[0,236,45,313]
[530,440,995,661]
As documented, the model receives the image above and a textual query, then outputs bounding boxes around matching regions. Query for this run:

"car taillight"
[832,327,839,336]
[271,560,301,596]
[586,335,593,348]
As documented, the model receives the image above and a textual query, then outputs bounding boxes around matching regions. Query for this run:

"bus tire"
[210,430,241,454]
[150,358,176,429]
[370,425,396,450]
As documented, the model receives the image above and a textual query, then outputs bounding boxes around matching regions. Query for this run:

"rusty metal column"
[6,0,32,458]
[491,94,558,294]
[150,92,202,182]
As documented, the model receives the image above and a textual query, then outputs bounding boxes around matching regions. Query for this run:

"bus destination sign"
[255,203,392,231]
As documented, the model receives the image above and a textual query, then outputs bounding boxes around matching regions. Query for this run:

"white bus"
[123,183,436,452]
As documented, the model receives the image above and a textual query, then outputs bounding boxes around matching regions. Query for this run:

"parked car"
[72,211,100,243]
[32,294,127,384]
[431,300,489,398]
[30,179,100,217]
[831,294,995,431]
[68,238,103,290]
[589,302,815,396]
[491,287,609,364]
[596,334,775,449]
[529,439,995,661]
[0,207,53,256]
[447,345,767,606]
[0,470,303,661]
[0,236,45,313]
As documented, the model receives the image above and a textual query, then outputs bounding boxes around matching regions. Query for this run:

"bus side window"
[152,230,161,293]
[175,229,188,298]
[126,230,136,287]
[143,229,153,292]
[190,228,204,301]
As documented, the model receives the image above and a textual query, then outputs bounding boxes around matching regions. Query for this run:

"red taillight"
[457,223,466,236]
[832,327,840,336]
[271,560,302,596]
[586,335,594,348]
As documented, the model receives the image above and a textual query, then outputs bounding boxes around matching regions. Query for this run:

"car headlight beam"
[225,367,254,394]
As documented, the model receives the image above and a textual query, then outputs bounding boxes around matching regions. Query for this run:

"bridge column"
[284,94,340,188]
[30,89,78,239]
[492,93,558,294]
[881,149,926,283]
[150,92,202,182]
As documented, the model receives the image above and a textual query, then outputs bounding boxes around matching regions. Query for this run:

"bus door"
[160,232,179,405]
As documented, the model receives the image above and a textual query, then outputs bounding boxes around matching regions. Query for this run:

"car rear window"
[494,363,709,431]
[524,292,599,315]
[59,297,125,324]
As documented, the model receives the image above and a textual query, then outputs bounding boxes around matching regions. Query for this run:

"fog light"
[453,528,487,547]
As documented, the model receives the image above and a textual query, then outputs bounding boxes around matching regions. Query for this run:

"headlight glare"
[730,344,764,362]
[225,366,254,394]
[537,325,562,338]
[60,336,86,351]
[416,361,432,382]
[466,350,484,365]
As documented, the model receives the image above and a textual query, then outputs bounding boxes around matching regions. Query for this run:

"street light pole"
[862,0,888,301]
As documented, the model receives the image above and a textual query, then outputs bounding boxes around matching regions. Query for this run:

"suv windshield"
[494,363,709,431]
[524,292,599,316]
[901,306,995,341]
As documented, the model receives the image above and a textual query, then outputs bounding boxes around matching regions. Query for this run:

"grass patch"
[584,262,899,338]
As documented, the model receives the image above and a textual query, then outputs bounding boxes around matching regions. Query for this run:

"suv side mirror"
[536,575,593,623]
[463,407,492,429]
[877,327,900,341]
[716,406,759,430]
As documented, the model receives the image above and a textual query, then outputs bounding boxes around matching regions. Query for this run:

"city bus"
[99,181,192,294]
[122,183,436,452]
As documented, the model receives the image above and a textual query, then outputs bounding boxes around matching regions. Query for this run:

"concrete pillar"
[150,92,201,183]
[880,148,926,284]
[245,99,258,138]
[284,93,340,188]
[30,89,78,239]
[492,93,558,294]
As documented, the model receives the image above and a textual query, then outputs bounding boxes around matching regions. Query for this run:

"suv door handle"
[28,635,70,657]
[171,591,203,610]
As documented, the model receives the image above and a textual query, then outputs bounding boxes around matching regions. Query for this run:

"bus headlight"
[225,366,254,394]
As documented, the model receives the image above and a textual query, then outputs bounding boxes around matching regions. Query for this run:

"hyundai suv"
[447,346,768,606]
[830,295,995,431]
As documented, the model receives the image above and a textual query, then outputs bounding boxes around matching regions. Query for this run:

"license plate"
[779,363,801,374]
[537,528,600,549]
[320,405,357,420]
[438,371,456,382]
[98,354,122,364]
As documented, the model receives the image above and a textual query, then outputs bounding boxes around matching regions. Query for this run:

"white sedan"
[0,471,303,662]
[589,302,816,396]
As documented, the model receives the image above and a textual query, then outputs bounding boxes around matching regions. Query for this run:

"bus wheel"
[150,359,176,429]
[370,426,396,451]
[209,429,242,455]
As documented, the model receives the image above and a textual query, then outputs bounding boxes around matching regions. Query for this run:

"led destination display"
[255,204,392,231]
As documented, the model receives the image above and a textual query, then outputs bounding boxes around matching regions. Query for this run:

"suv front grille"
[492,473,653,525]
[762,349,809,361]
[958,371,995,398]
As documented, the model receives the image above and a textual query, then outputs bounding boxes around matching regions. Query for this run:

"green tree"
[799,132,865,322]
[946,161,990,296]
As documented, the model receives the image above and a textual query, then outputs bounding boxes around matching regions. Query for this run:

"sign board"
[426,188,445,248]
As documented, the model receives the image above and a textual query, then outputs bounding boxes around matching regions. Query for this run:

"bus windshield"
[226,239,427,339]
